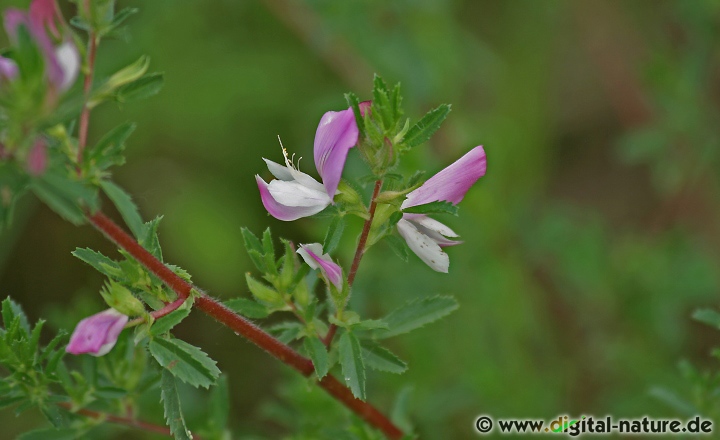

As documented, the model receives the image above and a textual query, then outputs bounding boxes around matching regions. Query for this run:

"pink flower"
[3,0,79,91]
[0,56,18,82]
[66,309,128,356]
[26,139,47,176]
[256,108,358,221]
[297,243,344,291]
[397,146,487,272]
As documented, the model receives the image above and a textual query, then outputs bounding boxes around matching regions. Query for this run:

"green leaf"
[116,73,164,103]
[361,341,407,374]
[374,296,459,339]
[385,234,409,262]
[224,298,271,319]
[279,239,295,290]
[0,396,25,409]
[391,386,414,433]
[338,331,365,400]
[149,337,220,388]
[0,163,30,230]
[31,172,98,225]
[151,307,192,336]
[372,75,393,129]
[88,122,135,170]
[304,337,329,379]
[245,274,283,306]
[17,428,78,440]
[208,375,230,435]
[161,369,193,440]
[72,248,124,280]
[100,281,145,316]
[101,181,144,239]
[692,308,720,329]
[402,104,451,149]
[2,297,30,334]
[140,217,164,261]
[345,92,365,138]
[323,215,346,253]
[402,200,458,216]
[241,228,266,272]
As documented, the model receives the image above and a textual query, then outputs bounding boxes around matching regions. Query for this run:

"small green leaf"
[88,122,135,170]
[391,386,415,433]
[692,308,720,329]
[372,75,393,129]
[72,248,123,279]
[224,298,271,319]
[149,337,220,388]
[304,337,329,379]
[151,307,192,336]
[402,200,458,216]
[140,217,164,261]
[100,281,145,316]
[338,331,365,400]
[161,369,193,440]
[361,341,407,374]
[101,181,144,239]
[385,234,409,262]
[116,73,164,103]
[323,216,346,253]
[245,273,283,306]
[402,104,451,149]
[2,297,30,335]
[345,92,366,138]
[374,296,459,339]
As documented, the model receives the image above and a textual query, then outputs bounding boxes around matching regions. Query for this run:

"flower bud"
[66,309,128,356]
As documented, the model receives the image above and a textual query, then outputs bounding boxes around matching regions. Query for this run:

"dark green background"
[2,0,720,438]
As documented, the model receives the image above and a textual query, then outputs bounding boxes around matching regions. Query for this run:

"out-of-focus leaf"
[373,296,458,339]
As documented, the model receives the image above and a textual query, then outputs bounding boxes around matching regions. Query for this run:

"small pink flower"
[3,0,79,91]
[26,139,48,176]
[0,56,18,82]
[66,309,128,356]
[397,146,487,272]
[256,107,359,221]
[297,243,344,291]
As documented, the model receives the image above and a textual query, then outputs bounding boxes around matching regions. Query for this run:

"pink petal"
[0,56,18,81]
[402,146,487,209]
[66,309,128,356]
[297,243,344,291]
[29,0,61,39]
[313,108,358,198]
[3,9,28,40]
[256,175,327,221]
[26,139,47,176]
[358,100,371,117]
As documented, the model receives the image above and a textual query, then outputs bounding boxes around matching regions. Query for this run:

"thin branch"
[58,402,178,438]
[86,211,404,440]
[323,179,383,347]
[77,32,98,164]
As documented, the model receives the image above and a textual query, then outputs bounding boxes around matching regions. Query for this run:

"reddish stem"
[58,402,178,437]
[86,211,403,440]
[77,33,98,164]
[323,179,383,347]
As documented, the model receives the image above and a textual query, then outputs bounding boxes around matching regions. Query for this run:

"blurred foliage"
[2,0,720,438]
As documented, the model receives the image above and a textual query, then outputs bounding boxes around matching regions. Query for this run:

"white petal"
[263,158,294,181]
[412,215,459,237]
[397,219,449,273]
[297,243,323,270]
[288,167,327,194]
[55,41,79,91]
[267,179,332,208]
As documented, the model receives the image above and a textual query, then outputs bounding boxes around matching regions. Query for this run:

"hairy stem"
[77,32,98,164]
[323,178,383,347]
[58,402,180,438]
[86,211,403,440]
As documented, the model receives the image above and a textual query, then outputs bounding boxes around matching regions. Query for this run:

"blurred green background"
[3,0,720,438]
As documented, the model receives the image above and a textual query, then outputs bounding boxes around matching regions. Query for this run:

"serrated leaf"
[32,172,98,225]
[361,341,407,374]
[374,296,458,339]
[224,298,271,319]
[339,331,365,400]
[402,104,451,149]
[72,248,123,279]
[116,73,164,103]
[140,217,163,261]
[161,369,192,440]
[101,181,144,239]
[345,92,366,138]
[402,200,458,216]
[323,215,346,253]
[151,307,191,336]
[149,337,220,388]
[304,337,329,379]
[692,308,720,329]
[2,297,30,335]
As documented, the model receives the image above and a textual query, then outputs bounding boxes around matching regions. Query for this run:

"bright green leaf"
[402,104,451,149]
[339,331,365,400]
[161,369,192,440]
[149,337,220,389]
[304,337,329,379]
[374,296,459,339]
[101,181,144,239]
[361,341,407,374]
